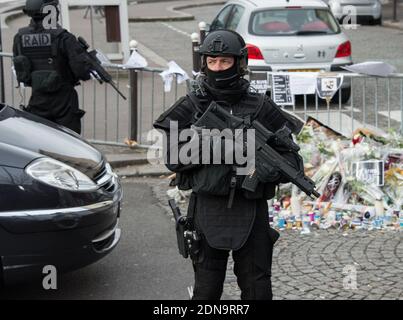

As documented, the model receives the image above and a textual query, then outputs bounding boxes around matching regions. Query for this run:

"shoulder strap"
[16,36,23,56]
[16,26,32,56]
[50,28,67,57]
[251,93,266,121]
[18,26,32,34]
[186,92,206,114]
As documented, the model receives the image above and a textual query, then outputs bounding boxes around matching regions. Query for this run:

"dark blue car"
[0,104,122,286]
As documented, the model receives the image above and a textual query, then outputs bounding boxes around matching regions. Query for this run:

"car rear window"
[250,8,340,36]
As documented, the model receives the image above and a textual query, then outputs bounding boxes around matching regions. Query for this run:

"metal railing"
[0,52,187,146]
[1,51,402,148]
[131,67,188,146]
[256,71,403,137]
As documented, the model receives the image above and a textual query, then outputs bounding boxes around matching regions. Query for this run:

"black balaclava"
[205,58,240,89]
[203,56,249,104]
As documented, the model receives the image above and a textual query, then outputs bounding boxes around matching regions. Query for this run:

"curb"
[171,1,225,11]
[2,0,225,26]
[0,4,90,29]
[129,0,225,23]
[0,2,25,29]
[104,152,170,177]
[115,164,171,178]
[382,20,403,31]
[107,156,150,168]
[118,171,171,178]
[3,10,24,29]
[129,15,193,23]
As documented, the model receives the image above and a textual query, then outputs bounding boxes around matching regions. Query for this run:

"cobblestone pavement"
[143,176,403,300]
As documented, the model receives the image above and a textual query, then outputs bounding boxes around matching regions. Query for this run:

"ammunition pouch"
[190,165,233,196]
[31,70,63,93]
[13,55,32,85]
[174,172,193,191]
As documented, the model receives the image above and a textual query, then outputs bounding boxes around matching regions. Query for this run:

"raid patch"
[22,33,52,47]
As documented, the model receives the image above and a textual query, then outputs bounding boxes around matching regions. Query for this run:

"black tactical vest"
[154,82,297,250]
[183,90,279,198]
[14,25,74,91]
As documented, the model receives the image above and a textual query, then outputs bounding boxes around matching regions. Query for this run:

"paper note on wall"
[289,72,318,95]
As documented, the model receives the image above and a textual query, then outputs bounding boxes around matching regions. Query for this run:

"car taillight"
[335,41,351,58]
[246,44,264,60]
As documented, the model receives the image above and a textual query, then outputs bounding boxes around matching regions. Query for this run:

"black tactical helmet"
[23,0,59,19]
[199,29,248,75]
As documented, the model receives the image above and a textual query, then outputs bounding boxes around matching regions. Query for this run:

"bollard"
[393,0,399,22]
[129,40,139,142]
[199,21,207,44]
[191,32,201,74]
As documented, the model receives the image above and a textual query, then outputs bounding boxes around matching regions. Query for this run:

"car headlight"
[26,158,98,192]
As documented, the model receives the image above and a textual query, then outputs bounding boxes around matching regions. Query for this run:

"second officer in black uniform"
[154,30,304,300]
[12,0,92,134]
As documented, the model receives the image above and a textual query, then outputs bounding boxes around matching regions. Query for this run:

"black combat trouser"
[192,200,275,300]
[28,86,85,134]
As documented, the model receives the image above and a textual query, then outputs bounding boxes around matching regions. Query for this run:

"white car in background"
[209,0,353,103]
[326,0,383,25]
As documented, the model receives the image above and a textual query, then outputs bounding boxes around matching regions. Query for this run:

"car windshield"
[250,8,340,36]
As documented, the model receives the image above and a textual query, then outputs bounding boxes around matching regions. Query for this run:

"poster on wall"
[271,73,294,106]
[249,72,269,94]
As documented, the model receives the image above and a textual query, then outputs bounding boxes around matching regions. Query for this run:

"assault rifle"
[77,36,127,100]
[194,101,321,199]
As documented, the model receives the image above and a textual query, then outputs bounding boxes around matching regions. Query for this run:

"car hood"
[0,142,42,168]
[0,105,104,178]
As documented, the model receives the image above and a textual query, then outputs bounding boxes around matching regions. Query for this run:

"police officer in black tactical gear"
[12,0,92,134]
[154,29,305,300]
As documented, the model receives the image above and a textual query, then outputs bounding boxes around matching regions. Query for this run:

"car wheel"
[372,15,382,26]
[334,87,351,104]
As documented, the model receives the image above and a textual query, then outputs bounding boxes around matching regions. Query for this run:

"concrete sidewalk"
[0,0,225,25]
[128,0,224,22]
[383,19,403,30]
[94,144,170,178]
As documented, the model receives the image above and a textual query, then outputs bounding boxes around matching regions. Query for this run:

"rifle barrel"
[108,80,127,100]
